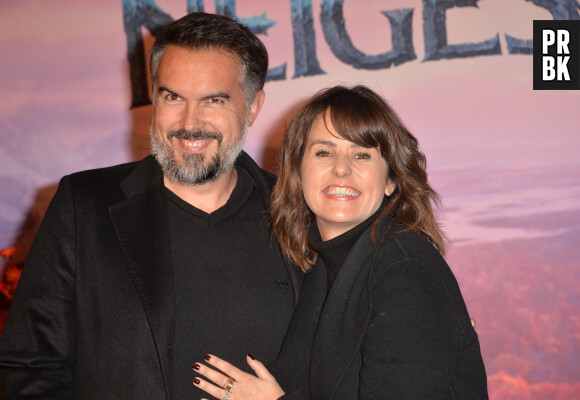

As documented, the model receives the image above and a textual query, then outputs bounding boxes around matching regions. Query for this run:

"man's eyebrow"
[158,86,180,97]
[200,92,231,101]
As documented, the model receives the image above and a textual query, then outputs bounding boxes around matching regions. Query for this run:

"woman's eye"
[315,150,332,157]
[354,152,371,160]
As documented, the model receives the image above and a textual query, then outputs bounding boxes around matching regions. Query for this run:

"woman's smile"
[322,185,361,198]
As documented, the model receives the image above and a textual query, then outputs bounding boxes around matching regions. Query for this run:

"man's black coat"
[0,152,302,399]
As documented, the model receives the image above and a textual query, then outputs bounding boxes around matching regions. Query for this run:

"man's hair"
[150,12,268,103]
[270,85,446,272]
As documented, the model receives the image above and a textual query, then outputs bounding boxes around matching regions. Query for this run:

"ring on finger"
[223,377,235,391]
[222,390,232,400]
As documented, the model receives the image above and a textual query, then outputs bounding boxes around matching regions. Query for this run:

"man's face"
[150,45,264,185]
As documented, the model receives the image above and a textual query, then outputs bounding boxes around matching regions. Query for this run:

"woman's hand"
[193,353,285,400]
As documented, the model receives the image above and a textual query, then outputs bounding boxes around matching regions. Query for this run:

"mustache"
[167,129,222,143]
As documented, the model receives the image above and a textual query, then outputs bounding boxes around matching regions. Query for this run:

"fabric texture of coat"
[272,222,488,400]
[0,152,302,400]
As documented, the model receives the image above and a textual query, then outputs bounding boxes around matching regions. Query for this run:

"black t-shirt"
[167,168,294,398]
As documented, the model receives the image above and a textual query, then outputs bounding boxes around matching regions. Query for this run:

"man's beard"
[150,123,248,186]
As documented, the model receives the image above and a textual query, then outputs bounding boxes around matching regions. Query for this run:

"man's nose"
[181,104,204,131]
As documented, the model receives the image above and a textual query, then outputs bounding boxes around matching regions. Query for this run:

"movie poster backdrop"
[0,0,579,398]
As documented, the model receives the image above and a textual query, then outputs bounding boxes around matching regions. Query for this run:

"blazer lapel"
[108,156,175,397]
[309,226,377,399]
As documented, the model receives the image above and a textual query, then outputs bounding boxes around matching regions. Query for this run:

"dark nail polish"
[192,363,200,370]
[247,353,255,360]
[193,378,201,385]
[203,354,211,361]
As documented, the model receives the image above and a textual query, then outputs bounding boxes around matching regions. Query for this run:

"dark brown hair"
[150,12,268,104]
[270,85,446,272]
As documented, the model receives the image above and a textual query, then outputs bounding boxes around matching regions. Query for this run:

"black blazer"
[272,223,488,399]
[0,153,302,400]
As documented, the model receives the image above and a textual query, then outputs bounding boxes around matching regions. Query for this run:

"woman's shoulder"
[368,226,462,303]
[368,225,473,328]
[373,225,445,268]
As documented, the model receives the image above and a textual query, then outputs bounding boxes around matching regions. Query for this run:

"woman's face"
[300,112,394,241]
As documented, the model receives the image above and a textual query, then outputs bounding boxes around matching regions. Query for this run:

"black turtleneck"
[308,197,388,290]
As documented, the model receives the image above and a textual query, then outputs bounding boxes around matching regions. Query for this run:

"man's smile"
[177,138,214,152]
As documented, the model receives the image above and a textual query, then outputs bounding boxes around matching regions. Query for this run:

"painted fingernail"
[192,363,200,370]
[193,378,201,385]
[247,353,255,360]
[203,354,211,361]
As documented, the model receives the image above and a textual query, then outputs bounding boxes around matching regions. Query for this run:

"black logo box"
[533,20,580,90]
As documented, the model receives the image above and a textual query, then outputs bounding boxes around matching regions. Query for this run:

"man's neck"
[163,168,238,214]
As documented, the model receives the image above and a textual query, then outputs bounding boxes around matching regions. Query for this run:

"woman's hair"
[270,85,446,272]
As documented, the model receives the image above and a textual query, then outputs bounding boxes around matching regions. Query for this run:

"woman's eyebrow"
[310,139,336,148]
[310,139,363,149]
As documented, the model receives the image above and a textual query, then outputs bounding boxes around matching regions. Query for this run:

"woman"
[192,85,488,399]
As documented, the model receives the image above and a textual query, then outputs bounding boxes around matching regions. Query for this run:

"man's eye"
[315,150,332,157]
[208,98,225,104]
[165,93,180,102]
[354,152,371,160]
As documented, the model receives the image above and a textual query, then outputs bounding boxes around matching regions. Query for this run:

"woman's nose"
[332,154,351,177]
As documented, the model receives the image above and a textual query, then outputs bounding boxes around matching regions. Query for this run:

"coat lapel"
[108,156,175,397]
[309,226,377,399]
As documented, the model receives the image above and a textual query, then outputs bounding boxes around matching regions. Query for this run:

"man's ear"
[247,90,265,127]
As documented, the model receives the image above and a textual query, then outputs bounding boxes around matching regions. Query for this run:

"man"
[0,13,302,399]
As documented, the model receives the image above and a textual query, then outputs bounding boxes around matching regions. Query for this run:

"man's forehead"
[155,45,245,99]
[160,45,240,66]
[156,45,242,85]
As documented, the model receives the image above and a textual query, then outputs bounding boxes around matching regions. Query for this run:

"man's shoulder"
[63,156,158,196]
[67,157,145,180]
[235,151,276,191]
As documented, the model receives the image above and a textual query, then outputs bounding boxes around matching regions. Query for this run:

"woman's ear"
[385,180,396,196]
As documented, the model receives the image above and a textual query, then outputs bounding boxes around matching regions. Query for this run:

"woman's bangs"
[328,102,382,149]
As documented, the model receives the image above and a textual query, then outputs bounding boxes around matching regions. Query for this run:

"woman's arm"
[359,254,487,399]
[360,259,463,398]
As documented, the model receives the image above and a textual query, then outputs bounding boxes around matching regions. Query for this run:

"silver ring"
[222,390,232,400]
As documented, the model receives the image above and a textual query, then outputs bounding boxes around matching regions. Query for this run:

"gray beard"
[150,123,248,186]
